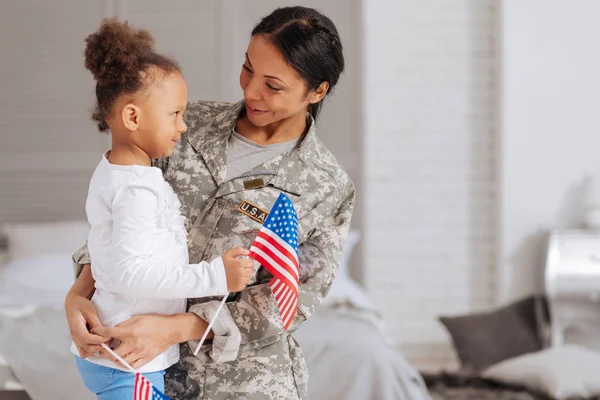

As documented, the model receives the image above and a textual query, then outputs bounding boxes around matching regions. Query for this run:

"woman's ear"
[309,81,330,104]
[121,103,141,131]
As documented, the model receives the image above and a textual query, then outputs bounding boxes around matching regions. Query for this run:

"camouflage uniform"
[73,100,355,399]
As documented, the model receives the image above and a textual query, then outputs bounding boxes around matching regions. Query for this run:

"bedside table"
[545,230,600,348]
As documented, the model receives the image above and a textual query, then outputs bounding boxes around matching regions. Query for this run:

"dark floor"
[0,391,31,400]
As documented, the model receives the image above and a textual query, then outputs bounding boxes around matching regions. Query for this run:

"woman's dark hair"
[84,18,180,132]
[252,6,344,120]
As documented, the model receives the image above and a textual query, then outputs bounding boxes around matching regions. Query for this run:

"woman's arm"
[92,312,214,369]
[64,264,108,357]
[69,263,95,299]
[67,261,217,368]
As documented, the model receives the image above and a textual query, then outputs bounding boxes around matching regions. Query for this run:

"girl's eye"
[172,111,179,116]
[242,64,253,73]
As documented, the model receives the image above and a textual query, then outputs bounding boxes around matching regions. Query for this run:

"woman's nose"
[244,78,262,101]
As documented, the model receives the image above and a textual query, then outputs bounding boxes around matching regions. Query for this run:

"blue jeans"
[75,356,165,400]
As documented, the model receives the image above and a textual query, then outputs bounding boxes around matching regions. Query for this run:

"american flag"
[134,372,169,400]
[248,193,299,330]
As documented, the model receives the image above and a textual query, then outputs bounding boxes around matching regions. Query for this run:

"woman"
[65,6,355,399]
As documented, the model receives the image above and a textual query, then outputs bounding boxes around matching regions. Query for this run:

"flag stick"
[100,343,137,374]
[193,293,229,356]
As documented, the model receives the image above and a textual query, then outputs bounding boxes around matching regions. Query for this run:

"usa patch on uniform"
[237,200,268,224]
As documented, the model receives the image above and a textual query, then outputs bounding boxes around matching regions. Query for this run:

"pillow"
[0,253,75,306]
[439,295,549,372]
[482,345,600,399]
[337,229,360,277]
[1,220,89,261]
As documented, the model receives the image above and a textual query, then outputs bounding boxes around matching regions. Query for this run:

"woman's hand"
[93,314,179,369]
[93,312,214,370]
[64,292,109,358]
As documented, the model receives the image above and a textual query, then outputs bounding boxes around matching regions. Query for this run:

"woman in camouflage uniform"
[65,6,354,399]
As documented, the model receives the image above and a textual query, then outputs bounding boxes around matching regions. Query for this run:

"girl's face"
[134,71,188,158]
[239,34,318,127]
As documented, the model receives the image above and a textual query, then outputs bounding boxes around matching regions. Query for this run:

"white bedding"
[0,305,93,400]
[0,222,86,397]
[0,352,22,391]
[295,274,431,400]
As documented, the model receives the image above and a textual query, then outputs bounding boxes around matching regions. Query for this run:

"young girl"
[71,18,254,399]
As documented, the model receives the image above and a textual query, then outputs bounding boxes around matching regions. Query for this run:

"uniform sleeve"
[72,243,91,278]
[188,182,356,362]
[102,181,228,299]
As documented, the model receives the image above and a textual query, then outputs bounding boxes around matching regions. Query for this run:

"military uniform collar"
[188,100,318,195]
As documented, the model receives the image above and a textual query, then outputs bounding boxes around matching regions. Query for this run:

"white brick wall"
[363,0,497,370]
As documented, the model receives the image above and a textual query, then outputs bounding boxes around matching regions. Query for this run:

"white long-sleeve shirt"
[71,153,228,372]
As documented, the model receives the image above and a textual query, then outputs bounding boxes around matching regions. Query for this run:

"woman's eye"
[242,64,253,73]
[266,83,281,92]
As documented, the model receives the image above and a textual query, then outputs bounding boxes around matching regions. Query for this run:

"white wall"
[499,0,600,301]
[363,0,497,369]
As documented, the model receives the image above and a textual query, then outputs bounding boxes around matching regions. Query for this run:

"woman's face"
[239,34,316,127]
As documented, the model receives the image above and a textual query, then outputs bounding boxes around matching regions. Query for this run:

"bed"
[295,273,431,400]
[0,223,431,400]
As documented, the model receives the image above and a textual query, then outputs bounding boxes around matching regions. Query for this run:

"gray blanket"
[295,305,432,400]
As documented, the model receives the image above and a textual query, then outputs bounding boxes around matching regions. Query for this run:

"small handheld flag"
[134,372,169,400]
[248,193,299,329]
[100,344,170,400]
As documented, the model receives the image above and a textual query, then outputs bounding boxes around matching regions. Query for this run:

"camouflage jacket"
[74,100,355,399]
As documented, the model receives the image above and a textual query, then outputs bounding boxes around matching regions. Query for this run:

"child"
[71,18,254,399]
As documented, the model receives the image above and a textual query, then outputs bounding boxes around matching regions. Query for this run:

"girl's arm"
[105,180,230,298]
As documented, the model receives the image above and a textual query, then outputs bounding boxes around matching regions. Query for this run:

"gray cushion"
[439,296,549,372]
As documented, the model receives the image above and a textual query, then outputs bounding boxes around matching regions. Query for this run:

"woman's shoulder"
[305,137,354,196]
[184,100,232,129]
[187,100,232,115]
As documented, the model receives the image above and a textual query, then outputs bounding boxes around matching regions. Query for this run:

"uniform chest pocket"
[217,196,311,252]
[227,211,263,249]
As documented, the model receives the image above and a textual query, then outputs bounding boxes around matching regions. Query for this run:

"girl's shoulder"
[107,166,166,205]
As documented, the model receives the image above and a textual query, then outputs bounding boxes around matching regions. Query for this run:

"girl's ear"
[121,103,141,131]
